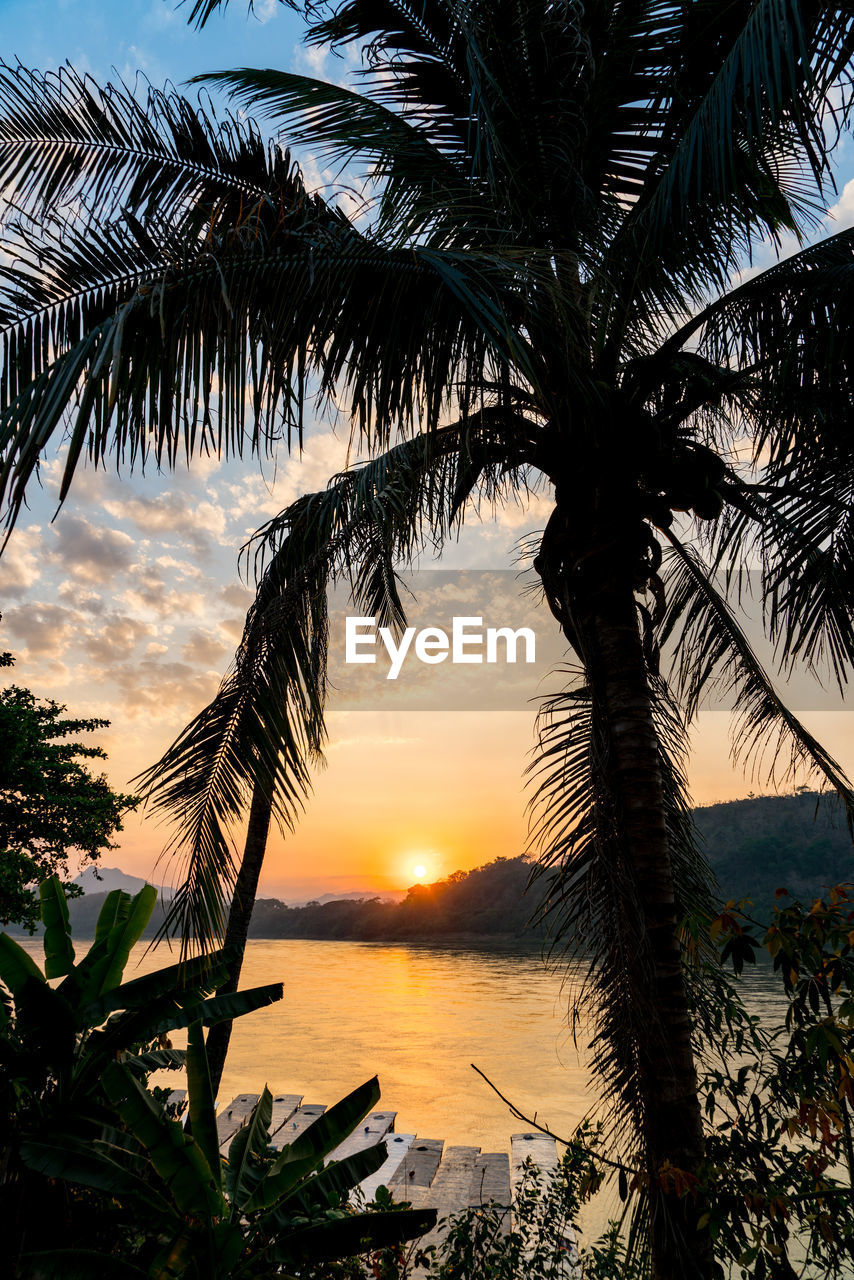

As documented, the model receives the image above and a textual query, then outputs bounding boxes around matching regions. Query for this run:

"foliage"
[0,875,283,1265]
[0,650,138,929]
[694,885,854,1278]
[20,1029,436,1278]
[342,1141,647,1280]
[692,791,854,918]
[248,856,544,941]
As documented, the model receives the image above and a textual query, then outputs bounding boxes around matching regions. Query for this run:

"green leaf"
[282,1208,437,1264]
[101,1061,226,1220]
[0,931,45,997]
[245,1076,380,1212]
[18,1251,148,1280]
[181,982,284,1031]
[61,890,131,1006]
[39,875,75,978]
[124,1048,187,1077]
[186,1020,222,1193]
[20,1134,173,1219]
[277,1141,389,1217]
[81,949,231,1025]
[226,1085,273,1210]
[100,885,158,993]
[94,890,131,946]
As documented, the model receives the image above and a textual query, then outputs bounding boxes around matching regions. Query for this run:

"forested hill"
[693,790,853,910]
[8,790,851,942]
[246,790,854,941]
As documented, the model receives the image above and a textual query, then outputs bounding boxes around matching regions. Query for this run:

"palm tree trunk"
[206,777,273,1099]
[554,531,711,1280]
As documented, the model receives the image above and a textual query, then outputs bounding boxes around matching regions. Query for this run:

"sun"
[412,864,427,881]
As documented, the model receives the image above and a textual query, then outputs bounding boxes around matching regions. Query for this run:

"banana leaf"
[244,1076,380,1212]
[0,932,46,997]
[186,1020,222,1191]
[20,1134,174,1218]
[39,875,75,978]
[100,885,158,993]
[281,1207,437,1263]
[62,891,133,1007]
[124,1048,188,1076]
[226,1085,274,1210]
[274,1140,389,1219]
[169,982,284,1032]
[80,982,283,1077]
[101,1061,226,1220]
[18,1251,148,1279]
[81,950,231,1025]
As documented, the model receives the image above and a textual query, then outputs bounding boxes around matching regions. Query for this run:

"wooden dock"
[206,1088,570,1264]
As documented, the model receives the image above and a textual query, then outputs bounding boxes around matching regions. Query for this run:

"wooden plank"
[271,1103,327,1148]
[422,1145,480,1217]
[510,1134,577,1273]
[356,1133,415,1203]
[409,1146,481,1263]
[510,1132,559,1191]
[267,1093,303,1144]
[216,1093,260,1153]
[388,1138,444,1190]
[327,1110,395,1164]
[471,1152,511,1207]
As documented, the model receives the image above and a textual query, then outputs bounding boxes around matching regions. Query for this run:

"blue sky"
[0,1,853,897]
[0,0,305,87]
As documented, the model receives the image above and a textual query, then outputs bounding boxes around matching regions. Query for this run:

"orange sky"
[2,430,852,903]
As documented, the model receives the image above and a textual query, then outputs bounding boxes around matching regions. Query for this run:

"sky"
[1,0,854,901]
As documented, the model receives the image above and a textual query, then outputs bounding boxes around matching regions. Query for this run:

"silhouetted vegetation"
[0,645,138,930]
[242,792,854,942]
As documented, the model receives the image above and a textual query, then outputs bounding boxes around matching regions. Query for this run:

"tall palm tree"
[2,2,854,1274]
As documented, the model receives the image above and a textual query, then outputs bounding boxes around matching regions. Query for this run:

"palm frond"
[0,62,274,226]
[0,143,529,532]
[180,0,291,28]
[194,67,484,243]
[659,532,854,821]
[140,410,537,950]
[599,3,854,355]
[706,473,854,693]
[526,665,714,1155]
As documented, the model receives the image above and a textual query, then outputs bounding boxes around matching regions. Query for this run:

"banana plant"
[0,876,283,1264]
[20,1023,436,1277]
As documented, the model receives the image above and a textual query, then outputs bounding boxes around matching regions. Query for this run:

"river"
[17,934,794,1244]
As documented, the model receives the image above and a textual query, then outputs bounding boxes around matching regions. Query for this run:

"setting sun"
[413,864,427,881]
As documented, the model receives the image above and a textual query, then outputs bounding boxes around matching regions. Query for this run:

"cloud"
[826,177,854,231]
[0,526,42,599]
[117,569,208,620]
[50,515,136,584]
[3,602,79,660]
[182,627,230,668]
[108,658,222,722]
[83,614,154,664]
[220,583,254,610]
[102,491,227,557]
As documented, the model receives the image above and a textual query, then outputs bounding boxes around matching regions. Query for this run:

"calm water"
[17,936,791,1239]
[18,935,787,1147]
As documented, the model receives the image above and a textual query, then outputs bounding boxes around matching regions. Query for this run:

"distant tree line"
[5,791,850,944]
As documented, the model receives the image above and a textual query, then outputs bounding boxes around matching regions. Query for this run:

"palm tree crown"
[2,3,854,1275]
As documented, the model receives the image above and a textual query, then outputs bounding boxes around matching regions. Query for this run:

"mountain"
[73,866,162,896]
[5,791,852,943]
[288,890,406,907]
[245,791,854,941]
[694,790,853,911]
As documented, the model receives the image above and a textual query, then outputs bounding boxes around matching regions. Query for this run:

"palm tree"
[1,2,854,1274]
